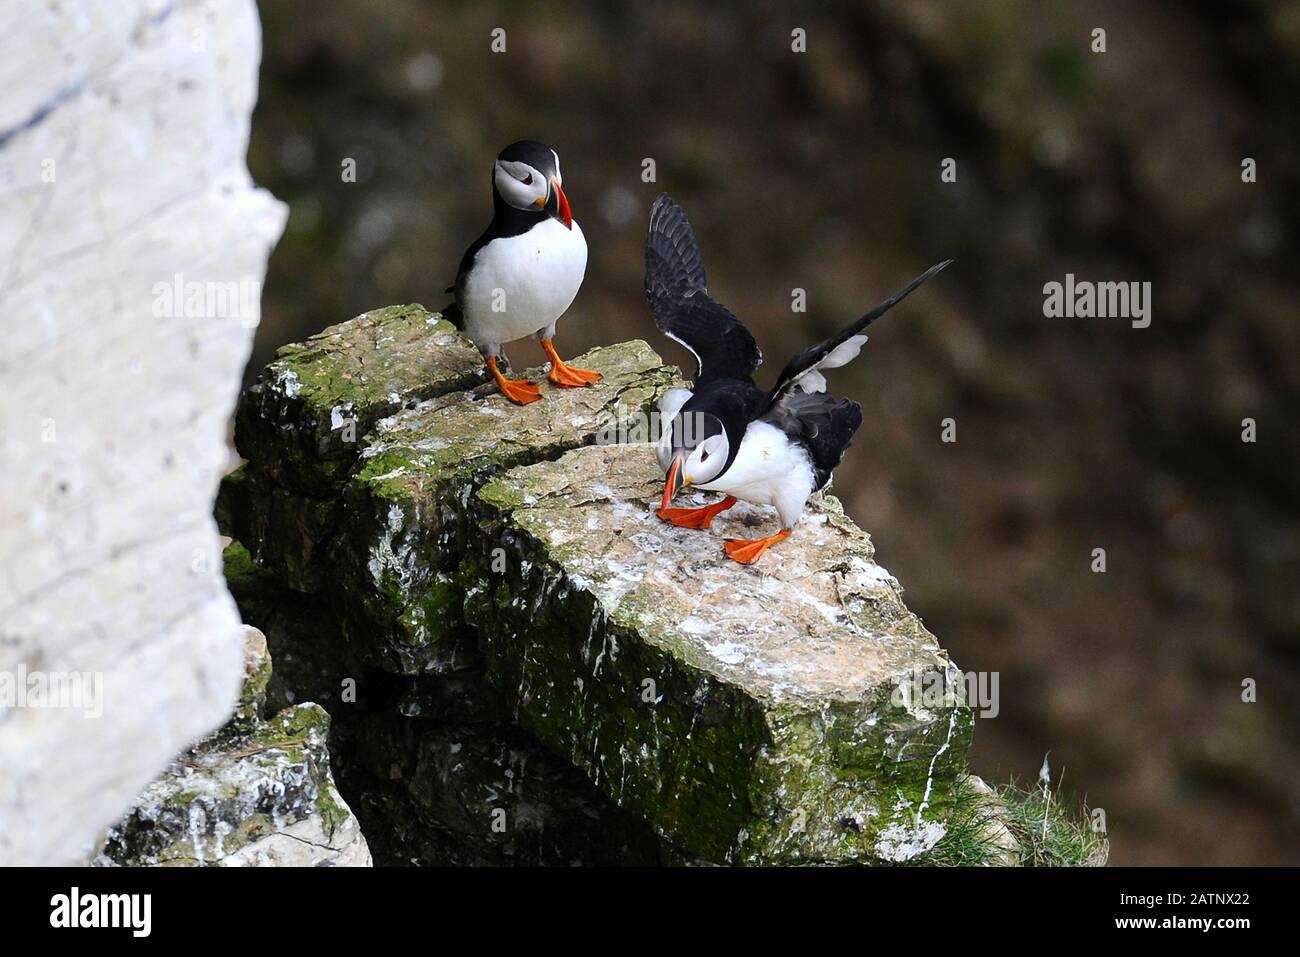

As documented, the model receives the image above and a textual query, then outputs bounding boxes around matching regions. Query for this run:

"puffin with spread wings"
[645,193,951,564]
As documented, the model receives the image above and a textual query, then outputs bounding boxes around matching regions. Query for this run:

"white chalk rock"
[0,0,286,864]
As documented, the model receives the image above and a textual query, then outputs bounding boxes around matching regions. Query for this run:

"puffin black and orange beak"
[660,454,686,510]
[543,177,573,229]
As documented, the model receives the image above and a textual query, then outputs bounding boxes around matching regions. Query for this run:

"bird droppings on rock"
[234,304,488,496]
[215,306,1002,864]
[95,628,371,867]
[468,442,972,861]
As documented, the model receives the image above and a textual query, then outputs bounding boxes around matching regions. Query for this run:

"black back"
[678,378,769,477]
[761,390,864,490]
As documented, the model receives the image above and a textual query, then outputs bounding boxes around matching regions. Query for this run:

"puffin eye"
[520,172,533,185]
[699,449,709,462]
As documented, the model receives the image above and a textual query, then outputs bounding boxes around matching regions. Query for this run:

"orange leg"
[541,338,603,387]
[723,528,792,565]
[487,356,541,405]
[658,496,737,530]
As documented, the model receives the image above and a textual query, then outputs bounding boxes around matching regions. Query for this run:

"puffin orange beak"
[546,177,572,229]
[661,455,686,510]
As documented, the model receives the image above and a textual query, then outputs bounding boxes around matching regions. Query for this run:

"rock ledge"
[218,303,975,864]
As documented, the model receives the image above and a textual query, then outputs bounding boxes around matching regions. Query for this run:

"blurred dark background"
[244,0,1300,865]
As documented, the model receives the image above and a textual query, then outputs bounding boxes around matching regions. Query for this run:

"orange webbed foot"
[498,378,542,405]
[548,363,603,387]
[541,338,602,388]
[487,356,542,405]
[723,529,792,565]
[656,496,737,530]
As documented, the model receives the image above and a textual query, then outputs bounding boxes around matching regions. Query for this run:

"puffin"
[445,140,600,405]
[645,193,951,564]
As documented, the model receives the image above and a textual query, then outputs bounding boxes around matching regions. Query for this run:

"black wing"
[442,233,488,332]
[445,183,542,332]
[441,297,463,329]
[645,194,762,384]
[762,390,864,491]
[765,259,952,407]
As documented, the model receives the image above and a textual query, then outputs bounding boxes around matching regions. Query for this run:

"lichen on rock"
[234,304,488,496]
[215,305,1029,865]
[466,443,972,863]
[227,626,273,735]
[333,336,677,673]
[222,317,681,675]
[95,628,371,867]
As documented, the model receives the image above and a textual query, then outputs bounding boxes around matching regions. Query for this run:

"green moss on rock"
[234,304,487,496]
[466,443,974,863]
[218,465,340,594]
[220,307,1020,866]
[228,626,272,734]
[328,339,678,674]
[94,703,368,866]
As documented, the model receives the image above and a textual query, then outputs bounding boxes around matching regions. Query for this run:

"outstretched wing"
[645,194,761,384]
[765,259,952,406]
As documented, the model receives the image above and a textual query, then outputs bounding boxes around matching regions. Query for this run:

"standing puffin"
[445,140,600,405]
[646,193,951,564]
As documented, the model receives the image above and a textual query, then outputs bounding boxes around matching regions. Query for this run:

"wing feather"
[645,194,762,383]
[765,259,952,408]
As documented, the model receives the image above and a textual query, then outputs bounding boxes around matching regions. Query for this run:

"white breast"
[461,218,587,348]
[695,421,816,528]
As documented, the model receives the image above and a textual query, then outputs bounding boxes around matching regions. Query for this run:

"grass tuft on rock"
[907,774,1107,866]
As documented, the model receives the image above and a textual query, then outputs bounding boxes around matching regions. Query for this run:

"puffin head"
[658,406,730,509]
[492,140,572,229]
